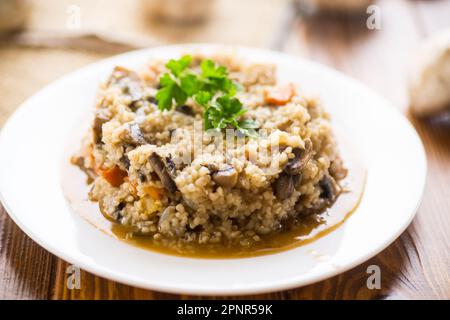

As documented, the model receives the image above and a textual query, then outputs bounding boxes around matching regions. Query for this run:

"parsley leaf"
[194,91,212,107]
[201,59,227,78]
[238,119,259,129]
[172,84,188,105]
[156,74,187,111]
[237,119,259,138]
[215,96,245,118]
[155,74,176,111]
[180,74,202,96]
[166,55,192,77]
[204,96,258,137]
[200,59,236,96]
[156,55,194,111]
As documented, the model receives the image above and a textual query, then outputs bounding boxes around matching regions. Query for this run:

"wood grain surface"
[0,0,449,300]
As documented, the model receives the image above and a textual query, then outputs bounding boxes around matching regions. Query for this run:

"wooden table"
[0,0,449,299]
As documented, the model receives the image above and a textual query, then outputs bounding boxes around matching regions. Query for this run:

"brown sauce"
[109,185,364,258]
[62,124,366,259]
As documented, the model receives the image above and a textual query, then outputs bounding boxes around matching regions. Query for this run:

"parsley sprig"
[204,96,259,138]
[155,55,258,137]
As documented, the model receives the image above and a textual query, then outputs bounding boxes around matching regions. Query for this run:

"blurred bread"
[409,29,450,116]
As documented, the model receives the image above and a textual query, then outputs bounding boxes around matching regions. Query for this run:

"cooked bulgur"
[72,53,347,250]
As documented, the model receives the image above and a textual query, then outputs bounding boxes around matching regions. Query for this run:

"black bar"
[0,300,445,319]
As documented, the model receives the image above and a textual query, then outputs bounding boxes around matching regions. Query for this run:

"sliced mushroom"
[165,155,177,175]
[99,199,125,222]
[284,139,313,175]
[212,165,238,188]
[108,66,143,105]
[121,123,148,146]
[292,173,303,190]
[119,153,130,170]
[175,105,195,116]
[319,175,339,202]
[125,83,143,104]
[137,170,147,182]
[92,110,110,145]
[109,66,139,83]
[273,173,294,200]
[273,139,312,199]
[329,156,348,180]
[158,206,176,231]
[147,96,158,105]
[294,176,340,216]
[293,176,339,216]
[148,153,178,193]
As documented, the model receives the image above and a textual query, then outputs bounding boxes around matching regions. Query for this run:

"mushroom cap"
[409,29,450,116]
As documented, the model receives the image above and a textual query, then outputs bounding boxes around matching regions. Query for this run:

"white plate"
[0,44,426,295]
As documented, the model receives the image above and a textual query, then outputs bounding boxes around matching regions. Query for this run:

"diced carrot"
[265,83,295,106]
[143,185,163,200]
[99,166,127,187]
